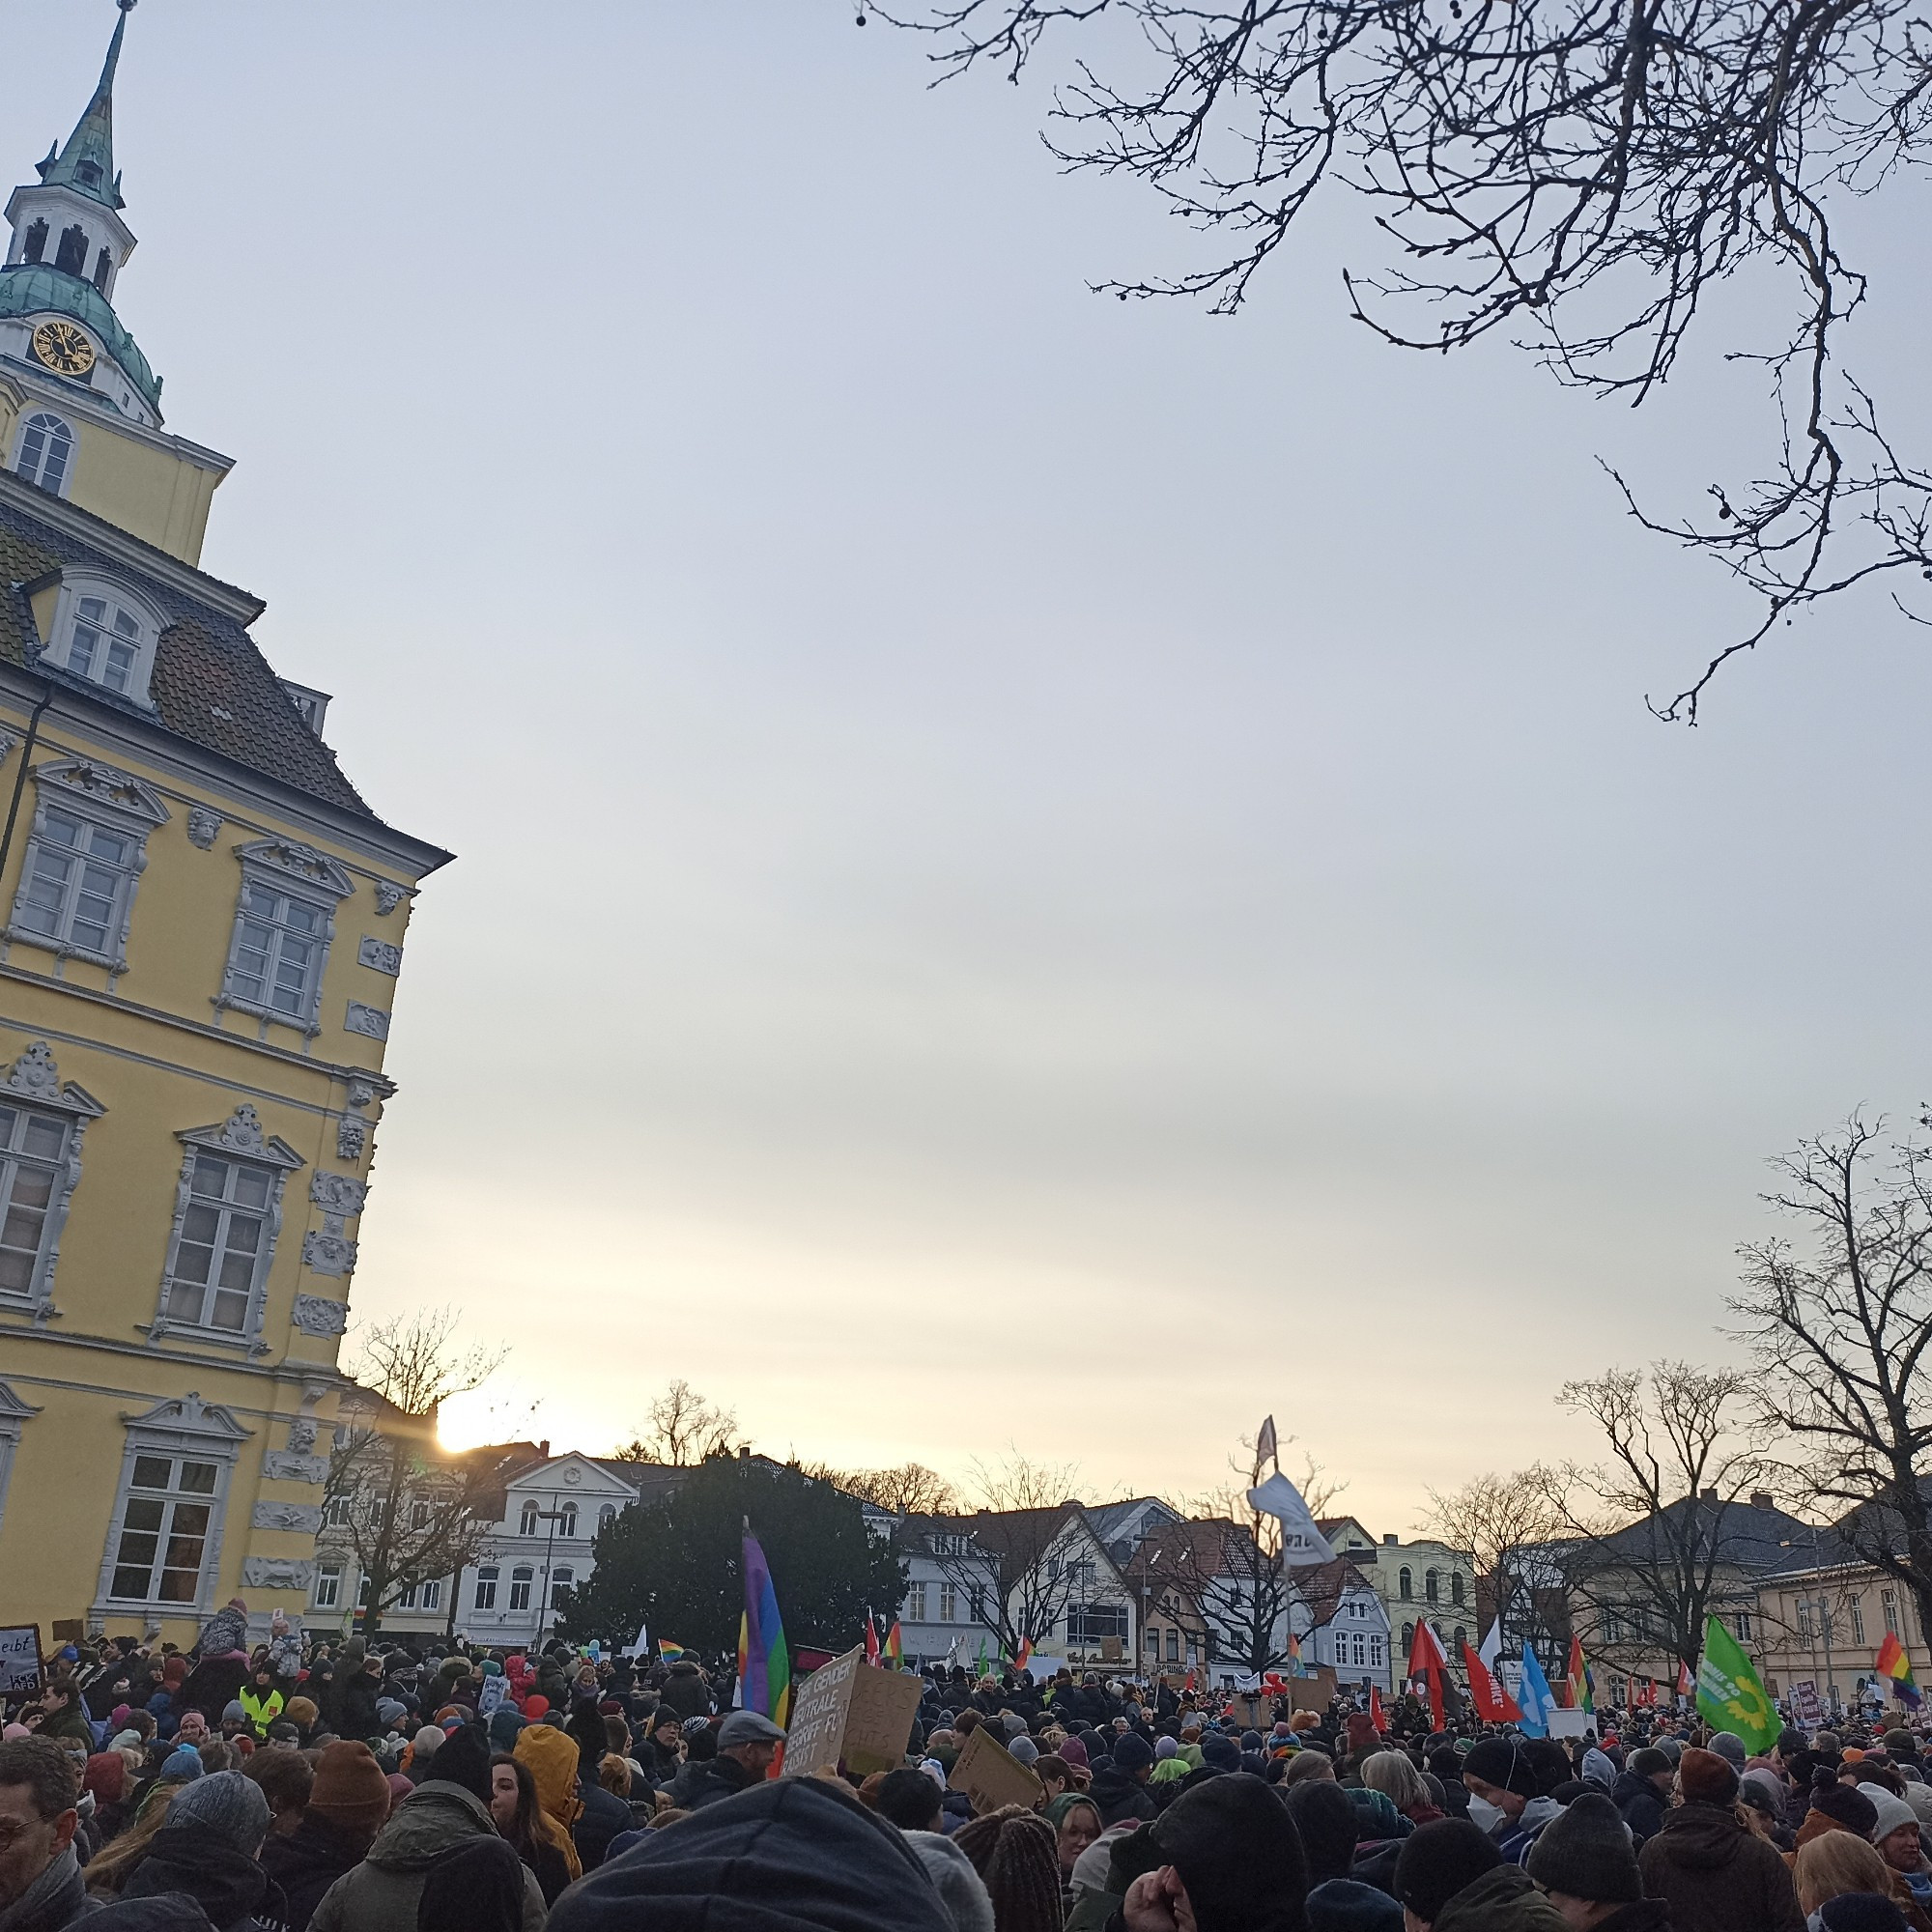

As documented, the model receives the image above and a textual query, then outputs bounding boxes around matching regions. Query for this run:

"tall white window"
[906,1582,928,1622]
[0,1106,71,1299]
[509,1567,533,1611]
[164,1153,273,1332]
[314,1565,342,1609]
[107,1452,217,1605]
[14,808,137,957]
[225,883,328,1022]
[14,413,72,494]
[939,1583,957,1623]
[520,1501,540,1536]
[598,1504,616,1532]
[474,1567,498,1610]
[421,1577,441,1610]
[559,1503,578,1537]
[552,1565,573,1607]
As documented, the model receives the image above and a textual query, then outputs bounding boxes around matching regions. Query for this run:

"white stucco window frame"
[5,755,168,980]
[0,1039,104,1324]
[0,1378,40,1538]
[36,576,168,713]
[10,410,76,497]
[91,1393,250,1627]
[147,1103,303,1357]
[213,839,355,1039]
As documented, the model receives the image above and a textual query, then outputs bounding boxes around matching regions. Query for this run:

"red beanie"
[1678,1747,1739,1805]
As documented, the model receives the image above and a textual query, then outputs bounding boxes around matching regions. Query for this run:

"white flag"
[626,1622,650,1659]
[1478,1621,1503,1672]
[1256,1415,1279,1470]
[1247,1469,1337,1567]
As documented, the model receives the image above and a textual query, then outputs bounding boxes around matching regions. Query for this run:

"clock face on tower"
[29,321,95,378]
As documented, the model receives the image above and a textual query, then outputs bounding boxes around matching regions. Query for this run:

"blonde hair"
[1362,1749,1428,1813]
[1795,1832,1894,1914]
[86,1785,180,1897]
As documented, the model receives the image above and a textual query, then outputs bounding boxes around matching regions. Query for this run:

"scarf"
[0,1846,86,1932]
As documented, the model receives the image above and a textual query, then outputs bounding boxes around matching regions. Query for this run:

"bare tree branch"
[612,1380,739,1466]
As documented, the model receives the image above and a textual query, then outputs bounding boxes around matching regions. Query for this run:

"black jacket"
[658,1664,710,1721]
[1612,1769,1668,1843]
[259,1814,371,1932]
[337,1671,381,1741]
[685,1754,759,1812]
[574,1777,634,1868]
[1088,1766,1159,1828]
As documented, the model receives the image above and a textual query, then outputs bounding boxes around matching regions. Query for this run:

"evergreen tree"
[554,1455,906,1652]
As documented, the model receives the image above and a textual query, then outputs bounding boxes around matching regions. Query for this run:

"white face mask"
[1465,1795,1506,1835]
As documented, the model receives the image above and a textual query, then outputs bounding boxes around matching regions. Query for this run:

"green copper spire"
[37,1,134,212]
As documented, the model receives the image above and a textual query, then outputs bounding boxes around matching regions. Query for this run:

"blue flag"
[1517,1643,1557,1738]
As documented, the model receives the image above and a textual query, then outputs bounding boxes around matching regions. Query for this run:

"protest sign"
[949,1722,1045,1815]
[477,1675,508,1718]
[1287,1668,1337,1712]
[781,1645,925,1779]
[1548,1709,1593,1738]
[1790,1680,1824,1726]
[0,1627,43,1696]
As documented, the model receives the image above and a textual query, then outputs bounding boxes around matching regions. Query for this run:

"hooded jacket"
[1636,1802,1804,1932]
[304,1782,545,1932]
[117,1819,280,1932]
[1611,1770,1669,1844]
[1434,1865,1570,1932]
[657,1662,710,1721]
[548,1776,953,1932]
[256,1814,373,1932]
[1088,1766,1159,1829]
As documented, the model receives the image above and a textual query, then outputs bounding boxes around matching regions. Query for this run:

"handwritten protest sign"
[781,1646,925,1779]
[949,1722,1045,1815]
[0,1627,43,1696]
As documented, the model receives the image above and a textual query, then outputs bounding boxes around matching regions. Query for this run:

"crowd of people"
[2,1600,1930,1932]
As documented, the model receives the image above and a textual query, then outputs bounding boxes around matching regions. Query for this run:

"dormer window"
[75,162,100,190]
[41,577,161,709]
[14,413,73,496]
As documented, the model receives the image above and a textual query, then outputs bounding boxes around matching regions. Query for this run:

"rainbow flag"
[1567,1635,1595,1715]
[1287,1632,1302,1668]
[884,1621,902,1668]
[739,1531,791,1726]
[1878,1633,1922,1709]
[657,1640,686,1662]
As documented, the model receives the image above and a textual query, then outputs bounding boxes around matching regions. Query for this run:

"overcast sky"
[14,1,1932,1532]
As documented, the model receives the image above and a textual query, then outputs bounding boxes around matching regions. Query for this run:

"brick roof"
[0,488,376,819]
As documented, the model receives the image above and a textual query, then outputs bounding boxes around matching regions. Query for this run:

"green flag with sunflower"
[1694,1613,1779,1753]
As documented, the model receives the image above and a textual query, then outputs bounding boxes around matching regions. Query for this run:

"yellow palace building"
[0,7,449,1644]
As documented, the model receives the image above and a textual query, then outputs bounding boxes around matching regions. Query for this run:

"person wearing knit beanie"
[304,1739,391,1838]
[907,1832,997,1932]
[1394,1819,1504,1928]
[166,1767,270,1856]
[1810,1777,1883,1840]
[954,1805,1063,1932]
[1525,1792,1642,1908]
[424,1720,493,1803]
[1676,1747,1740,1808]
[1146,1772,1308,1932]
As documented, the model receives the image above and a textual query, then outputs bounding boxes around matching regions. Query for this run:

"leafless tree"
[1731,1119,1932,1649]
[969,1450,1082,1514]
[1422,1468,1568,1657]
[1544,1361,1770,1681]
[825,1462,963,1515]
[874,0,1932,717]
[614,1379,739,1466]
[325,1310,507,1635]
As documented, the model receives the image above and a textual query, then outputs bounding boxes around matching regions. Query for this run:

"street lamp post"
[530,1507,570,1652]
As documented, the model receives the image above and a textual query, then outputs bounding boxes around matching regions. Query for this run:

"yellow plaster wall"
[66,418,221,567]
[0,701,430,1639]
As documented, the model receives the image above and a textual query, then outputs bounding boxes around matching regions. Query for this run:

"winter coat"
[1613,1770,1670,1843]
[573,1778,632,1871]
[1637,1802,1805,1932]
[657,1662,710,1721]
[1434,1865,1569,1932]
[306,1781,545,1932]
[685,1754,760,1812]
[1593,1902,1675,1932]
[118,1819,283,1932]
[189,1606,247,1664]
[257,1813,372,1932]
[335,1671,380,1741]
[1087,1766,1159,1829]
[264,1631,301,1686]
[638,1737,682,1788]
[0,1843,95,1932]
[37,1700,96,1747]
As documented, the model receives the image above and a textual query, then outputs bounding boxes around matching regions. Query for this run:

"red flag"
[865,1615,880,1667]
[1407,1621,1449,1729]
[1461,1639,1523,1723]
[1676,1659,1693,1700]
[1370,1685,1387,1733]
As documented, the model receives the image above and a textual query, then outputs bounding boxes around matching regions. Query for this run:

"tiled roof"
[0,490,375,819]
[1291,1556,1378,1630]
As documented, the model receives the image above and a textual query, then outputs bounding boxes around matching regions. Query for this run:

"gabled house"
[1291,1557,1393,1690]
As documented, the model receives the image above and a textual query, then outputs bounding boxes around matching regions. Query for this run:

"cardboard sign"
[0,1626,43,1695]
[783,1647,864,1779]
[1287,1669,1336,1712]
[782,1645,925,1779]
[949,1721,1045,1815]
[48,1621,84,1646]
[1790,1680,1824,1727]
[1547,1709,1593,1738]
